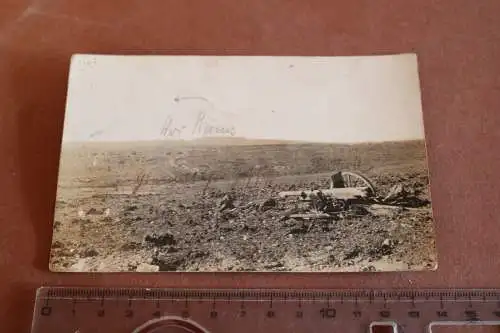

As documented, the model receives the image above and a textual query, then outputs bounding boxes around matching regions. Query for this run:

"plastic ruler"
[31,287,500,333]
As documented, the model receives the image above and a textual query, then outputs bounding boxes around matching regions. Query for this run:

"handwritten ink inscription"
[192,111,236,137]
[160,97,236,139]
[160,116,186,138]
[161,111,236,139]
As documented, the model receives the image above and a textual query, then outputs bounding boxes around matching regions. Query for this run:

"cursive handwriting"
[192,110,236,137]
[160,115,187,138]
[160,96,236,138]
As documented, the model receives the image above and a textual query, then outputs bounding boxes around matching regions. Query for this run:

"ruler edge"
[34,286,500,299]
[31,287,500,332]
[31,288,46,333]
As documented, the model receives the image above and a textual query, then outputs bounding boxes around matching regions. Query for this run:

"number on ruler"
[320,308,336,318]
[408,310,420,318]
[41,307,52,316]
[437,310,448,318]
[465,310,479,321]
[380,310,391,318]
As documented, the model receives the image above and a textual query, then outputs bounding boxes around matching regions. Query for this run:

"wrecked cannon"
[278,170,377,220]
[279,170,376,201]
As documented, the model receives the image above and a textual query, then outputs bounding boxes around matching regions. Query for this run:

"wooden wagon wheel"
[329,170,376,196]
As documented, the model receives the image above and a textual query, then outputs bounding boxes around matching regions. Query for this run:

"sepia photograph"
[49,54,437,272]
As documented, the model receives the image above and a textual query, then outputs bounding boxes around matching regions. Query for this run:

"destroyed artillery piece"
[278,170,378,220]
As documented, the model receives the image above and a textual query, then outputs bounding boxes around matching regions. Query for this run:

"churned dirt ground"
[49,139,437,272]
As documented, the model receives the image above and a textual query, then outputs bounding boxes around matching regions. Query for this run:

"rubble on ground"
[144,232,176,246]
[50,170,435,272]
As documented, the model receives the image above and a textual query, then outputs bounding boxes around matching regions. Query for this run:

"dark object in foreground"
[383,184,430,207]
[278,170,428,220]
[144,232,176,246]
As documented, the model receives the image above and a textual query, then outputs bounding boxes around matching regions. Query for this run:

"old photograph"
[49,54,437,272]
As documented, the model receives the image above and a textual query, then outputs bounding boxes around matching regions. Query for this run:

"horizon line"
[61,136,425,146]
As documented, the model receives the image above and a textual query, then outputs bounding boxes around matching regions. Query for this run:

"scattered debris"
[80,248,99,257]
[166,246,179,253]
[218,194,235,211]
[259,198,277,211]
[278,171,429,220]
[152,253,185,271]
[72,217,90,224]
[52,240,64,249]
[349,205,370,216]
[381,239,394,255]
[52,167,434,272]
[188,250,208,259]
[131,171,148,195]
[365,204,403,216]
[263,262,283,269]
[280,187,372,201]
[144,232,176,247]
[69,258,90,272]
[125,205,138,212]
[383,183,429,207]
[343,246,361,260]
[280,207,300,220]
[279,170,376,220]
[382,238,393,247]
[136,263,160,272]
[288,220,308,234]
[362,265,377,272]
[101,216,113,222]
[290,213,332,220]
[86,207,105,215]
[384,184,407,202]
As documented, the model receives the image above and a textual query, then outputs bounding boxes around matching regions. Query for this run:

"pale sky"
[62,53,425,143]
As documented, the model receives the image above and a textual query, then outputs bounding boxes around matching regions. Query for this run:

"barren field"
[49,139,437,272]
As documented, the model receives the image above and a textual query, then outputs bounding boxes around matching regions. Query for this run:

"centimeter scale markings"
[32,288,500,333]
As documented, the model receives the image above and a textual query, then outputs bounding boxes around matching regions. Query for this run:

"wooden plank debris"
[278,187,371,201]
